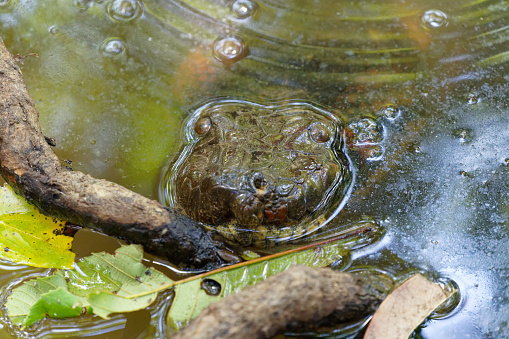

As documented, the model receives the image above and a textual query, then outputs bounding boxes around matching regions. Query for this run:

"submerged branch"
[0,36,235,270]
[174,265,386,339]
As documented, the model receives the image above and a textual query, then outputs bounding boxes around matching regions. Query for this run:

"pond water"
[1,0,509,337]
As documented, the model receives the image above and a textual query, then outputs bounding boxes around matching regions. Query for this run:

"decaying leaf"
[0,184,75,268]
[364,274,456,339]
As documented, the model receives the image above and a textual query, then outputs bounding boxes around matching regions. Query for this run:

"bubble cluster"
[230,0,257,19]
[421,9,448,29]
[380,104,401,121]
[107,0,142,22]
[349,118,383,145]
[212,36,248,65]
[348,117,385,161]
[99,37,127,56]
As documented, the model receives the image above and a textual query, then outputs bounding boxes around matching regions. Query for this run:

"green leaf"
[4,244,174,327]
[87,290,159,319]
[0,184,75,268]
[65,245,173,318]
[24,287,87,327]
[166,233,358,332]
[6,275,70,326]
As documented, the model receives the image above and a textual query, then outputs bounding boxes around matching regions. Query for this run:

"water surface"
[1,0,509,337]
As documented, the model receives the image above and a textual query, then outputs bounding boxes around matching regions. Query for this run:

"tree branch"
[0,36,236,270]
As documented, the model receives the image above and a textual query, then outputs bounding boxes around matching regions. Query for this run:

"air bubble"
[201,279,221,296]
[48,25,60,35]
[380,105,401,121]
[230,0,257,19]
[308,122,331,143]
[421,10,448,29]
[452,128,474,144]
[107,0,142,22]
[99,38,127,56]
[466,93,479,105]
[194,116,212,135]
[212,36,248,65]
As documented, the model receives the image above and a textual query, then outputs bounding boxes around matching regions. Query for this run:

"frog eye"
[194,116,212,135]
[308,122,331,143]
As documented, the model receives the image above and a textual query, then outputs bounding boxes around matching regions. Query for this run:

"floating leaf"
[166,226,378,332]
[4,274,89,328]
[4,244,173,327]
[0,184,74,268]
[64,245,173,319]
[364,274,456,339]
[24,287,88,327]
[4,225,379,331]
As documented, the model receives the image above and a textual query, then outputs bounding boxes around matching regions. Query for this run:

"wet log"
[0,36,236,270]
[174,265,386,339]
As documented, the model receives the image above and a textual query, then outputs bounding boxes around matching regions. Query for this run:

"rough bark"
[0,36,236,270]
[174,265,387,339]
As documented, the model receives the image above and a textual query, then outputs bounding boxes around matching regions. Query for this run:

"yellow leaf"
[0,184,75,268]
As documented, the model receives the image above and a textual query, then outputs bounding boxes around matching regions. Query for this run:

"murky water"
[1,0,509,337]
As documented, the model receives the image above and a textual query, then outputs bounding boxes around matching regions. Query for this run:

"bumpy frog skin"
[161,100,355,247]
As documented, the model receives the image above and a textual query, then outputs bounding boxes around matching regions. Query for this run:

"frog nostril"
[251,172,267,189]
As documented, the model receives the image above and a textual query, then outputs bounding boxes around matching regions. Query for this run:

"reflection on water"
[1,0,509,337]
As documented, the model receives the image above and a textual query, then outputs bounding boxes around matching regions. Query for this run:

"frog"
[161,100,383,247]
